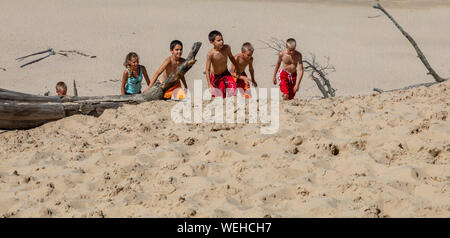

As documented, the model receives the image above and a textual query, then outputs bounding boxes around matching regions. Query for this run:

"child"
[121,52,151,95]
[143,40,187,99]
[230,42,257,98]
[273,38,304,100]
[56,81,67,96]
[205,30,241,98]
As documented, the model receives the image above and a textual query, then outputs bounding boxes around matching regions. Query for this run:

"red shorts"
[210,70,237,98]
[234,72,251,98]
[277,69,297,100]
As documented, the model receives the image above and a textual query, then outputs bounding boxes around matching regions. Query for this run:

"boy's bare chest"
[167,61,181,73]
[211,51,227,63]
[282,55,297,65]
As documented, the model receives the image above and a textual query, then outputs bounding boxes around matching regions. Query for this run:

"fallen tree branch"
[373,3,448,83]
[373,81,441,93]
[1,42,202,130]
[16,48,96,68]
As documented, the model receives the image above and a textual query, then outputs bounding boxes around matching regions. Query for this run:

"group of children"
[56,31,304,100]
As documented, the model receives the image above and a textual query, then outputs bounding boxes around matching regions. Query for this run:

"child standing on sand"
[230,42,257,98]
[273,38,304,100]
[121,52,151,95]
[206,30,241,98]
[143,40,187,99]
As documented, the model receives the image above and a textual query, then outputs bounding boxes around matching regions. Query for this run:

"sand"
[0,0,449,217]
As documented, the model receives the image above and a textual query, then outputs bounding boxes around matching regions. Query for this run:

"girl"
[121,52,151,95]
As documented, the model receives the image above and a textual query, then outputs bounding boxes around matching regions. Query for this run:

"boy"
[143,40,187,99]
[56,81,67,96]
[230,42,257,98]
[205,30,241,98]
[273,38,304,100]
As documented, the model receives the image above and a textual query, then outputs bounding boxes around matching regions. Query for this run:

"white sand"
[0,0,449,217]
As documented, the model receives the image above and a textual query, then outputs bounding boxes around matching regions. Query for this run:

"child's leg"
[279,78,290,100]
[224,75,237,97]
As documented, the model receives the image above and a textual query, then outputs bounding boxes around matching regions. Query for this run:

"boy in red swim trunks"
[273,38,304,100]
[230,42,257,98]
[205,30,241,98]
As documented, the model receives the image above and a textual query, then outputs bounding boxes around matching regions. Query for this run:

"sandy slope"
[0,80,448,217]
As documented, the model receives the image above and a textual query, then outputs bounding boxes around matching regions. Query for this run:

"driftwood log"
[372,3,448,93]
[0,42,202,130]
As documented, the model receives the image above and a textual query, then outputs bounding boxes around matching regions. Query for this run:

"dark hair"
[170,40,183,50]
[208,30,222,42]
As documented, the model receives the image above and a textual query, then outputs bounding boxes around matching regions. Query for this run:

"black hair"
[170,40,183,50]
[208,30,222,42]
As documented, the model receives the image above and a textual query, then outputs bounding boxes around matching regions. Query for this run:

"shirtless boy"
[273,38,304,100]
[230,42,257,98]
[205,30,241,98]
[143,40,187,99]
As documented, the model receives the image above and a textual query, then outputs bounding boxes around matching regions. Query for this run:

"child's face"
[287,46,296,55]
[56,89,67,96]
[211,35,224,49]
[128,57,139,69]
[171,44,183,59]
[242,50,253,60]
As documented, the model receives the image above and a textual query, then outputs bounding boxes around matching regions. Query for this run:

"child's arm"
[273,52,282,85]
[249,58,257,87]
[230,55,239,79]
[205,52,213,88]
[121,70,128,95]
[142,66,151,86]
[293,53,304,93]
[227,46,240,74]
[181,75,188,89]
[142,58,169,93]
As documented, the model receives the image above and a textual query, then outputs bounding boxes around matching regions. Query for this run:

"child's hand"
[252,80,258,87]
[241,75,250,85]
[293,85,299,93]
[273,76,277,85]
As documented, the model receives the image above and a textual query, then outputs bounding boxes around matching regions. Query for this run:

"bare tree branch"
[373,81,441,93]
[373,3,448,83]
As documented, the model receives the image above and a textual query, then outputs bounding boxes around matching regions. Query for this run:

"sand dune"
[1,0,449,218]
[0,80,448,217]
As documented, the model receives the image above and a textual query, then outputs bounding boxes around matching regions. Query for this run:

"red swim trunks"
[277,69,297,100]
[210,70,237,98]
[233,71,251,98]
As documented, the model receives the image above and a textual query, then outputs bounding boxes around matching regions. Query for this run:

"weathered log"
[0,42,202,130]
[373,3,448,83]
[0,101,65,120]
[0,88,61,103]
